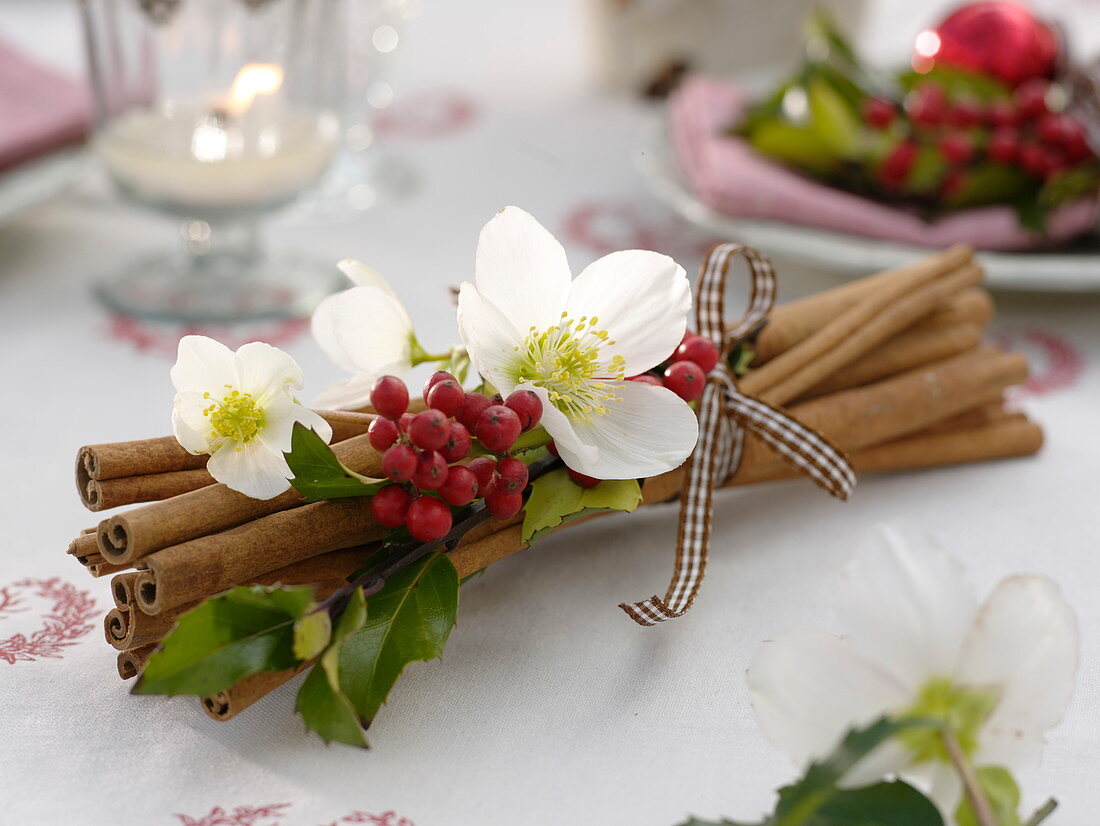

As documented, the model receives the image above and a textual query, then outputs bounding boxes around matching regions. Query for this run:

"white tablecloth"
[1,2,1098,824]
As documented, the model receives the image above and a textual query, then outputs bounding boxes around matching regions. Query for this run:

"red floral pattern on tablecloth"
[0,578,98,664]
[174,805,415,826]
[562,200,721,262]
[994,327,1085,397]
[374,88,477,140]
[108,315,309,358]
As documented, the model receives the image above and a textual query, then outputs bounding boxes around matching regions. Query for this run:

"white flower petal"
[328,286,414,377]
[957,574,1078,764]
[234,341,304,403]
[565,250,691,376]
[311,291,359,374]
[456,283,523,394]
[206,439,292,500]
[312,373,382,411]
[292,406,333,446]
[475,206,571,330]
[336,260,404,312]
[519,383,599,472]
[749,626,911,770]
[254,394,303,454]
[171,392,212,455]
[835,524,979,693]
[565,381,698,479]
[170,335,236,394]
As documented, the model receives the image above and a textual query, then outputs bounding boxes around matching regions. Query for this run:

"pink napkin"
[670,74,1098,250]
[0,40,91,174]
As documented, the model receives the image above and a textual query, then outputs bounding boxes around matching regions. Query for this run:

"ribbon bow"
[619,243,857,627]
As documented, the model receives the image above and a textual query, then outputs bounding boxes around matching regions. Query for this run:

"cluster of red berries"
[862,79,1094,189]
[624,330,720,404]
[366,372,543,543]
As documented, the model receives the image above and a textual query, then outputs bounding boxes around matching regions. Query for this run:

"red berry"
[861,97,896,129]
[906,85,948,128]
[476,405,522,453]
[405,496,452,542]
[368,416,400,452]
[455,392,493,432]
[496,457,529,493]
[1014,79,1049,121]
[985,100,1018,128]
[941,169,967,200]
[948,98,982,129]
[567,468,600,488]
[939,132,974,165]
[440,421,472,463]
[439,465,479,506]
[423,371,455,399]
[382,444,417,483]
[1018,142,1053,176]
[467,456,498,497]
[1037,112,1071,147]
[1061,118,1092,162]
[504,389,543,432]
[663,360,706,402]
[674,334,720,374]
[426,379,465,418]
[485,490,523,519]
[370,485,411,528]
[412,450,449,490]
[369,375,409,420]
[398,412,415,434]
[880,141,918,186]
[627,374,663,386]
[987,127,1019,164]
[546,441,560,457]
[408,409,450,451]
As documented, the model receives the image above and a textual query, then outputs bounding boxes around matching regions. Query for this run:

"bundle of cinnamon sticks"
[68,245,1041,722]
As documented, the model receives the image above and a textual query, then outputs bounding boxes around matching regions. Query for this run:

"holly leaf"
[297,587,369,747]
[286,423,386,501]
[521,468,642,544]
[338,554,459,723]
[955,767,1021,826]
[293,611,332,661]
[134,585,316,696]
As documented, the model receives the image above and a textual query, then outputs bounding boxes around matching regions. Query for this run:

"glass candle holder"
[81,0,347,322]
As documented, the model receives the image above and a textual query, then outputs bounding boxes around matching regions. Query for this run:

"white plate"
[0,148,85,224]
[637,119,1100,293]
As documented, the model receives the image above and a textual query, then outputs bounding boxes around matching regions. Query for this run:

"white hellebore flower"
[748,524,1078,813]
[457,206,699,479]
[171,335,333,500]
[311,259,415,409]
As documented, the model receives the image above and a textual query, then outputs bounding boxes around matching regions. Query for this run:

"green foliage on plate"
[521,468,643,544]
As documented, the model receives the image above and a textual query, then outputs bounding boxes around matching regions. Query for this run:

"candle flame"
[226,63,284,117]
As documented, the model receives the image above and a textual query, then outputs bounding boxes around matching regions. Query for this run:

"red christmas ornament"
[923,2,1059,87]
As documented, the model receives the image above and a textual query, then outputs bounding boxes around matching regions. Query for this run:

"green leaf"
[955,767,1021,826]
[286,423,386,501]
[750,120,843,175]
[944,163,1033,210]
[134,585,315,696]
[293,610,332,661]
[521,468,642,543]
[338,554,459,723]
[297,587,369,747]
[807,77,861,158]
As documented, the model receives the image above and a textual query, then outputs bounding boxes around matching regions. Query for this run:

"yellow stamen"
[203,386,265,445]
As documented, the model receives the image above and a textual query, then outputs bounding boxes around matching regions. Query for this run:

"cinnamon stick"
[112,571,140,610]
[117,644,157,680]
[96,433,383,565]
[104,607,182,651]
[201,664,309,722]
[82,468,214,512]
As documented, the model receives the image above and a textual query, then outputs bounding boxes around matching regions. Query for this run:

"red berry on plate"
[906,84,948,128]
[941,169,967,200]
[408,409,450,451]
[370,375,409,420]
[627,374,663,386]
[455,392,493,431]
[368,416,400,451]
[412,450,449,490]
[948,98,983,129]
[426,379,465,418]
[370,485,411,528]
[382,444,417,483]
[485,490,524,519]
[985,100,1018,128]
[939,132,974,165]
[987,127,1019,164]
[496,457,529,493]
[663,360,706,402]
[406,496,452,542]
[467,456,498,497]
[1061,117,1093,162]
[440,421,472,463]
[423,371,455,399]
[861,97,896,129]
[1014,79,1049,121]
[476,405,522,453]
[439,465,479,506]
[674,333,719,374]
[879,141,918,186]
[504,389,543,432]
[567,468,600,489]
[1018,141,1053,176]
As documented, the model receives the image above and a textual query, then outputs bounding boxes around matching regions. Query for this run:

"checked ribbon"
[619,243,857,627]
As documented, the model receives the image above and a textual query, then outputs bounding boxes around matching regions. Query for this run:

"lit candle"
[96,63,339,212]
